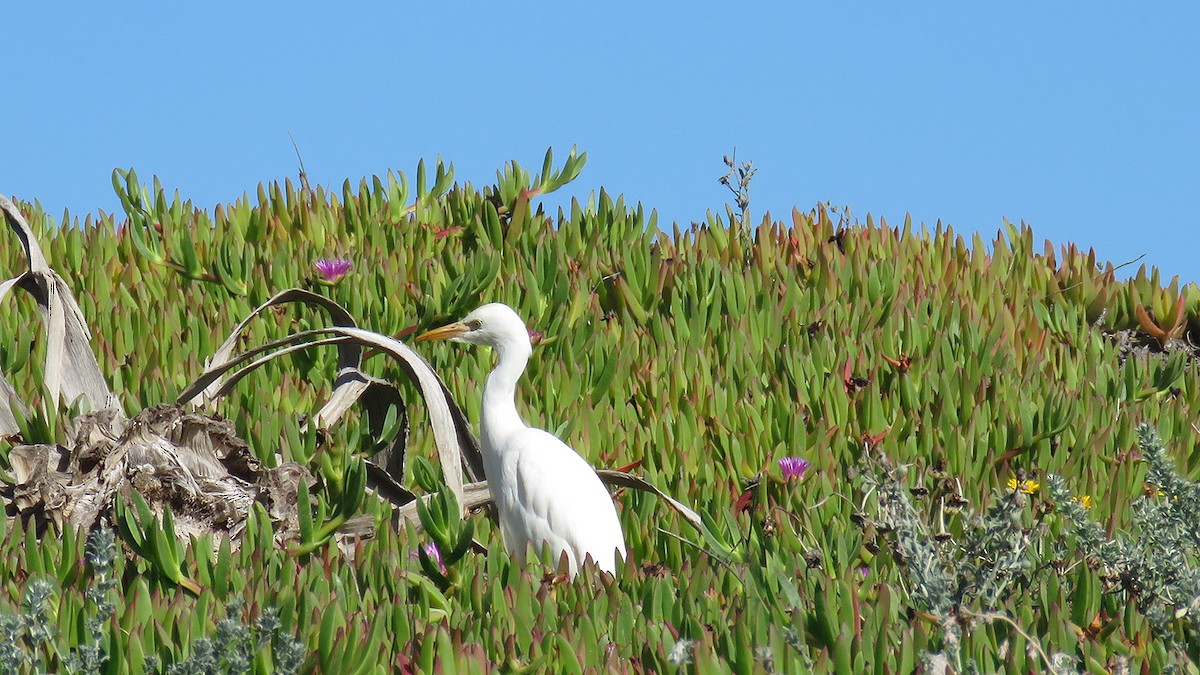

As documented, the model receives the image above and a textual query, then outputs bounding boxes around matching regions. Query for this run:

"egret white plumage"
[417,303,627,576]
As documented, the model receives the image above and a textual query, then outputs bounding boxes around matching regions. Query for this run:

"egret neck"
[480,336,531,450]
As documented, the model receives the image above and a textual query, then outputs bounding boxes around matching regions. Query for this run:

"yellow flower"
[1007,478,1039,494]
[1070,495,1093,509]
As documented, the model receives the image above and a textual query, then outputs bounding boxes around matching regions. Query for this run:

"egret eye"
[466,319,483,330]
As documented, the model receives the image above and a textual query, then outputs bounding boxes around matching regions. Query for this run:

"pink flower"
[778,457,810,481]
[314,258,352,282]
[411,542,446,574]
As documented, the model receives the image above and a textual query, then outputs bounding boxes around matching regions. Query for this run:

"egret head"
[417,303,532,355]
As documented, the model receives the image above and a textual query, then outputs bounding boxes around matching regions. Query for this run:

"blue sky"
[4,4,1197,283]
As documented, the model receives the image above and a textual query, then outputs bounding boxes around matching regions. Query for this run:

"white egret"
[417,303,627,576]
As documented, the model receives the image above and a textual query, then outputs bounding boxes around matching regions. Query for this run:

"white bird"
[417,303,627,576]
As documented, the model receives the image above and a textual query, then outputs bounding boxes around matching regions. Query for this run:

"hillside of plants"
[3,149,1200,673]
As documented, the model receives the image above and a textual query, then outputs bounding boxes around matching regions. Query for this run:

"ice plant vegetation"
[4,147,1200,670]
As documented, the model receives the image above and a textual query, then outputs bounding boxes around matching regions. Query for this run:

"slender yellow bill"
[415,321,470,342]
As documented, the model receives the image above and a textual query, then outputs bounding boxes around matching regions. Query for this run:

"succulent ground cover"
[1,149,1199,672]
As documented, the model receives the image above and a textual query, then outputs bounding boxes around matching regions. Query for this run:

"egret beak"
[416,321,470,343]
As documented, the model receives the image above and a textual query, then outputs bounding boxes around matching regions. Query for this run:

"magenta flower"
[778,457,810,481]
[314,258,352,282]
[411,542,446,574]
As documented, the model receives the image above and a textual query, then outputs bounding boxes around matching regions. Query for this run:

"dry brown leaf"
[177,320,483,513]
[0,196,122,424]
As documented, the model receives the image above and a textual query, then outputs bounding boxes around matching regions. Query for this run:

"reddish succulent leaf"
[613,459,644,473]
[862,428,889,450]
[994,447,1027,464]
[1134,304,1168,343]
[881,354,911,373]
[842,356,860,394]
[1027,330,1047,355]
[732,488,755,514]
[1163,293,1187,338]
